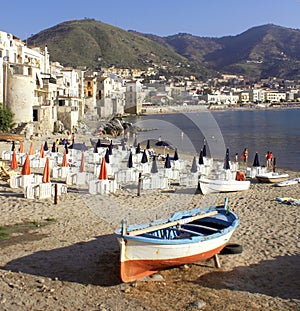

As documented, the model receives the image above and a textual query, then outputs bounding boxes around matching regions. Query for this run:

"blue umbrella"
[151,156,158,173]
[51,142,56,152]
[191,156,198,173]
[202,144,207,157]
[224,148,230,170]
[141,149,148,163]
[127,151,133,168]
[108,140,113,155]
[253,152,260,167]
[11,141,15,151]
[104,148,110,164]
[164,153,171,168]
[173,148,179,161]
[136,143,141,154]
[198,149,204,165]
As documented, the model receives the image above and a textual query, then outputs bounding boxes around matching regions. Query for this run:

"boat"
[277,178,300,187]
[198,176,250,195]
[115,198,239,283]
[255,172,289,183]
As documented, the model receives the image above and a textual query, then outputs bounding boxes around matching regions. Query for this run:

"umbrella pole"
[137,172,142,196]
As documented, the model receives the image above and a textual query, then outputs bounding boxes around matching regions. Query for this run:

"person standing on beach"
[241,148,248,165]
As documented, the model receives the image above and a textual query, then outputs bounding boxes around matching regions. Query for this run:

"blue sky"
[1,0,299,40]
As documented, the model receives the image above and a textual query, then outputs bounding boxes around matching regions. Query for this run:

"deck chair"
[0,163,19,182]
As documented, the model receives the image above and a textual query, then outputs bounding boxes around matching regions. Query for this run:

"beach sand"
[0,137,299,311]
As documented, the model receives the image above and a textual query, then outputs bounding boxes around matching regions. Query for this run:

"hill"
[27,20,300,80]
[27,19,213,79]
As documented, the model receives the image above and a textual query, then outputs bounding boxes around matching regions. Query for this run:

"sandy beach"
[0,136,299,311]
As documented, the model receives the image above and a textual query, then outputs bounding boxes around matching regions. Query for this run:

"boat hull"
[199,177,250,194]
[256,173,289,183]
[116,206,239,282]
[118,233,232,282]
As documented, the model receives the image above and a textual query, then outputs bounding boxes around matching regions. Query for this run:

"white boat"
[115,199,239,282]
[199,176,250,195]
[256,172,289,183]
[277,178,300,187]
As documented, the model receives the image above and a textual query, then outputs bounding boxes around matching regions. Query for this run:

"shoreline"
[139,102,300,116]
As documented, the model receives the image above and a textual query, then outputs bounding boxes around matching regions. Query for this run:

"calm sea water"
[127,108,300,171]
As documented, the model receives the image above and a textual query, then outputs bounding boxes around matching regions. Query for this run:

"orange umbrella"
[40,144,45,158]
[19,141,24,153]
[61,149,68,167]
[98,157,108,180]
[42,157,50,183]
[79,152,85,173]
[29,142,35,155]
[10,150,19,169]
[21,154,31,175]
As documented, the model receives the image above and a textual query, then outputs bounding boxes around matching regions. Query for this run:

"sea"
[126,108,300,171]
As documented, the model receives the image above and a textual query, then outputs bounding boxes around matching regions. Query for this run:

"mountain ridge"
[26,19,300,80]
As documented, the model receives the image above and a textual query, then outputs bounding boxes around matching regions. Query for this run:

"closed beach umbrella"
[151,156,158,174]
[121,139,126,151]
[141,149,148,163]
[136,143,141,154]
[19,141,24,153]
[96,139,101,148]
[98,157,108,180]
[21,154,31,175]
[191,156,198,173]
[11,141,15,151]
[146,139,151,150]
[62,149,68,167]
[108,140,113,155]
[10,150,18,170]
[253,152,260,167]
[224,148,230,170]
[40,144,45,158]
[29,142,35,155]
[202,143,207,157]
[164,153,171,169]
[104,148,110,164]
[199,149,204,165]
[127,151,133,168]
[51,142,56,153]
[133,137,138,148]
[65,144,68,154]
[42,157,50,183]
[44,141,49,151]
[79,152,85,173]
[173,148,179,161]
[94,139,99,153]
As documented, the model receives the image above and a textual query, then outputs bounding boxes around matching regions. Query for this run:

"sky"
[1,0,299,40]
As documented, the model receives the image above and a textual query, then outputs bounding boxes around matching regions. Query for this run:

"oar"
[127,210,218,236]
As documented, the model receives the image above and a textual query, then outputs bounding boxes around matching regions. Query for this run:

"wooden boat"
[256,172,289,183]
[115,199,239,282]
[199,176,250,195]
[277,178,300,187]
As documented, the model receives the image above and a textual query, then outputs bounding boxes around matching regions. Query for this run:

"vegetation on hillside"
[27,20,300,81]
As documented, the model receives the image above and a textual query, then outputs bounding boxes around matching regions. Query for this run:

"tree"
[0,105,15,132]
